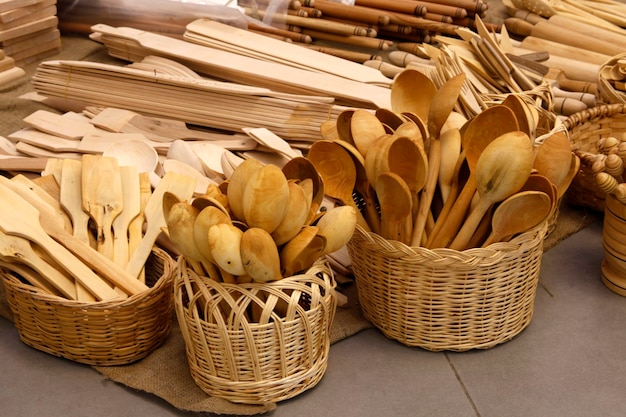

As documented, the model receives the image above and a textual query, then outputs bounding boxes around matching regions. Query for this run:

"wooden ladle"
[481,190,552,247]
[449,130,534,251]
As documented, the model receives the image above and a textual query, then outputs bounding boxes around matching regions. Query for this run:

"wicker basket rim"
[562,103,626,132]
[352,220,548,262]
[0,247,171,308]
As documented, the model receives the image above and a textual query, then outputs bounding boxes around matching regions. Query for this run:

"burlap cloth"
[0,35,602,416]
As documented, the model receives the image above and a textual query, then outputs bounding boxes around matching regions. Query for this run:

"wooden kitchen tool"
[0,182,121,301]
[112,165,141,267]
[125,171,197,279]
[0,176,148,296]
[0,230,78,300]
[81,154,124,260]
[90,24,393,109]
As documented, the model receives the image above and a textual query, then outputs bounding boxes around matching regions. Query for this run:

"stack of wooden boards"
[0,47,24,87]
[0,0,60,65]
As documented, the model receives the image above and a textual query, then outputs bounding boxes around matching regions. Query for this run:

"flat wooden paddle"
[0,175,148,296]
[0,230,78,300]
[0,182,121,301]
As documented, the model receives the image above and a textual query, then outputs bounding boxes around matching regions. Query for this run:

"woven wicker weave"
[346,222,548,351]
[174,257,337,404]
[1,248,175,366]
[564,103,626,212]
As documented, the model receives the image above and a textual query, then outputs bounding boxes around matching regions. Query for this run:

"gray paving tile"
[448,219,626,417]
[273,328,476,417]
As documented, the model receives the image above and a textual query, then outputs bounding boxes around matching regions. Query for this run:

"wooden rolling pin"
[504,17,625,57]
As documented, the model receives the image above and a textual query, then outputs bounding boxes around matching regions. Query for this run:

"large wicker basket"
[564,103,626,212]
[174,257,337,404]
[1,248,175,366]
[346,222,548,351]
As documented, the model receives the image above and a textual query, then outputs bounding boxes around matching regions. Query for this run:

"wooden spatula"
[60,159,92,246]
[0,230,78,300]
[112,165,141,267]
[125,171,196,279]
[0,182,121,301]
[0,175,148,296]
[81,154,124,260]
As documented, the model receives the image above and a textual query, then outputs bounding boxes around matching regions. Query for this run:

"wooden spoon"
[281,156,324,223]
[226,158,264,223]
[556,153,581,200]
[332,139,380,234]
[533,130,573,190]
[315,205,357,254]
[427,105,519,248]
[335,109,355,145]
[449,131,534,250]
[375,108,406,130]
[350,109,387,157]
[438,128,462,203]
[240,227,282,282]
[376,172,413,244]
[279,225,325,277]
[271,180,311,246]
[81,154,124,261]
[481,190,552,247]
[390,68,437,123]
[411,73,467,246]
[307,140,371,231]
[242,164,290,233]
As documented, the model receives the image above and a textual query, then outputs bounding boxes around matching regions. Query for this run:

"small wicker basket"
[564,103,626,212]
[346,222,548,352]
[174,257,337,405]
[1,248,175,366]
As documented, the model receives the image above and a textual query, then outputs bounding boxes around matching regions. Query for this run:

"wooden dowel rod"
[301,28,391,50]
[355,0,427,17]
[386,10,459,35]
[248,21,313,43]
[379,23,414,35]
[414,0,468,18]
[243,7,372,36]
[424,12,454,24]
[299,6,323,18]
[314,0,392,26]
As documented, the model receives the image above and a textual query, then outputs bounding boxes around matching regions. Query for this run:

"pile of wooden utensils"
[163,157,357,284]
[316,69,578,250]
[0,154,205,302]
[576,134,626,203]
